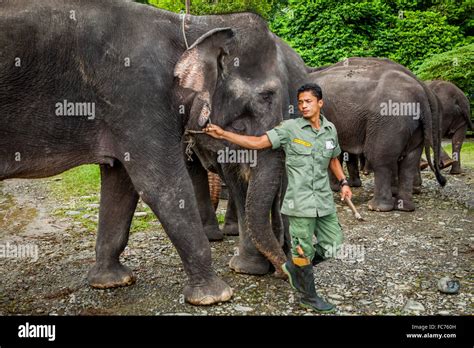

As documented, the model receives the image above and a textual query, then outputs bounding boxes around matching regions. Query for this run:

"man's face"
[298,91,323,119]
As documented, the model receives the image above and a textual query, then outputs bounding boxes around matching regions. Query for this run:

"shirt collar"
[297,114,330,134]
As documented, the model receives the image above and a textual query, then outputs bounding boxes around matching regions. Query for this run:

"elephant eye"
[259,90,274,103]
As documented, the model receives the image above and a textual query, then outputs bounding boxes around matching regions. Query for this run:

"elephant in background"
[426,80,472,174]
[308,57,446,211]
[349,80,471,188]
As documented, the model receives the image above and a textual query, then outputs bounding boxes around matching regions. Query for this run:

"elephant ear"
[174,28,234,127]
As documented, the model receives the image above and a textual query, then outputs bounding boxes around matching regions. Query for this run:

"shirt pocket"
[321,149,334,158]
[320,145,334,169]
[286,143,312,167]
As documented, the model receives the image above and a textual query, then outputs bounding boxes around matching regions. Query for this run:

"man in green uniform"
[204,83,352,312]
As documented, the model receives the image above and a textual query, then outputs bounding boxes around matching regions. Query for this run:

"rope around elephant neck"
[181,13,190,50]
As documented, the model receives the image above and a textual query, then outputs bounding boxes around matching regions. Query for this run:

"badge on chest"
[325,140,335,150]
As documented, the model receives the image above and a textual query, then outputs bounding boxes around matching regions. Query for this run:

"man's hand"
[340,185,352,201]
[203,124,225,139]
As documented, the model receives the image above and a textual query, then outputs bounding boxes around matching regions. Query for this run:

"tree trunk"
[185,0,191,14]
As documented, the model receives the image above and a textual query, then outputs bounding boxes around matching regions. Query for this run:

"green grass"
[217,213,225,224]
[49,164,100,199]
[442,141,474,169]
[49,164,157,234]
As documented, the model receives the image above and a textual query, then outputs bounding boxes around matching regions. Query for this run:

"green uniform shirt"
[266,115,341,218]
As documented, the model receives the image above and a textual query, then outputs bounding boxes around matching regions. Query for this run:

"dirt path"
[0,168,472,316]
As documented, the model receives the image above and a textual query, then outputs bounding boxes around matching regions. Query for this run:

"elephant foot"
[229,253,270,275]
[222,222,239,236]
[348,177,362,187]
[450,164,462,175]
[204,225,224,241]
[368,197,395,212]
[413,186,422,195]
[88,262,136,289]
[391,186,399,196]
[394,197,415,212]
[272,269,288,280]
[184,276,233,306]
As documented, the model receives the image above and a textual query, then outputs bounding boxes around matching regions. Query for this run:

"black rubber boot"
[312,252,325,266]
[282,261,335,313]
[282,260,306,293]
[298,264,335,313]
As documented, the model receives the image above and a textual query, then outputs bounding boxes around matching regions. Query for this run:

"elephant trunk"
[245,149,287,274]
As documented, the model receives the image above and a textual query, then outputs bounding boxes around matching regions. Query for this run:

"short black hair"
[297,83,323,100]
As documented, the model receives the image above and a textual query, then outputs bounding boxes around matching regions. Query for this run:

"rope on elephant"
[181,13,190,50]
[183,130,207,161]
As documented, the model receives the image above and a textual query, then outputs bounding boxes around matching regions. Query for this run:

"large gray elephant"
[185,34,309,276]
[0,0,305,304]
[426,80,472,174]
[308,57,446,211]
[329,79,471,191]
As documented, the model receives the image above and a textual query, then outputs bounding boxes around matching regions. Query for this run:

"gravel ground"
[0,166,472,316]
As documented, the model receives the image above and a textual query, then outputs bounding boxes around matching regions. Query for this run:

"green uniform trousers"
[288,213,344,260]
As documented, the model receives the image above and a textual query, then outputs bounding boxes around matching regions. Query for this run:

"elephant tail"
[467,114,474,131]
[460,94,473,130]
[423,89,447,187]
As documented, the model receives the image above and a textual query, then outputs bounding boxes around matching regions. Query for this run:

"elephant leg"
[450,125,467,174]
[391,165,399,196]
[87,162,139,289]
[360,154,371,175]
[225,168,271,276]
[187,157,223,241]
[368,165,395,212]
[439,147,453,169]
[413,168,422,194]
[396,146,423,212]
[223,195,239,236]
[126,148,232,305]
[271,190,286,258]
[347,153,362,187]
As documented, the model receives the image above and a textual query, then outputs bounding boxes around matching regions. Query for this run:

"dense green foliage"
[415,43,474,117]
[137,0,283,20]
[271,0,471,69]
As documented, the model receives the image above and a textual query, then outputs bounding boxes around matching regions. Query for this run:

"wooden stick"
[344,197,365,221]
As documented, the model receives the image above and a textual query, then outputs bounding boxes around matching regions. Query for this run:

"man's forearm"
[329,157,346,181]
[220,130,270,150]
